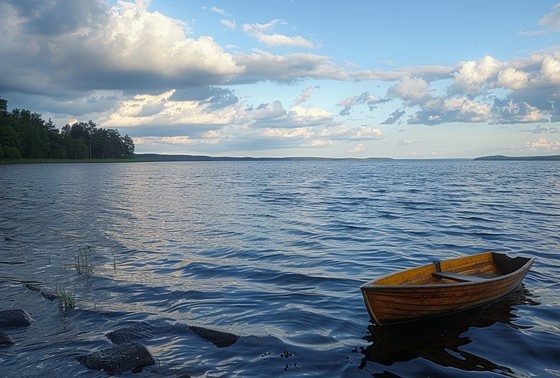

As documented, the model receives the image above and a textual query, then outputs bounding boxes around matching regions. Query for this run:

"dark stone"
[40,290,59,300]
[190,325,238,348]
[105,322,156,344]
[0,328,15,347]
[76,342,155,373]
[25,283,43,292]
[0,309,33,328]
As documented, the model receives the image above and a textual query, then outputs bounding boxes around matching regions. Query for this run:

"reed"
[75,245,94,276]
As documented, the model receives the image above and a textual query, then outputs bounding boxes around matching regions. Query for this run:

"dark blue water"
[0,160,559,377]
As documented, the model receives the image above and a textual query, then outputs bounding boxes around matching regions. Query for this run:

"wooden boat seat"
[432,271,489,283]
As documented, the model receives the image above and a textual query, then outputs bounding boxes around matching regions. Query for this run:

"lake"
[0,160,559,377]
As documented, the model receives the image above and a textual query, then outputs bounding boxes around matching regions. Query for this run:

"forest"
[0,97,134,161]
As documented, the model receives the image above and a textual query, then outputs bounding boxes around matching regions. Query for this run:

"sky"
[1,0,560,158]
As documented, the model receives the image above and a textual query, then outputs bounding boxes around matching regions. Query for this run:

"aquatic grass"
[57,289,76,312]
[75,245,94,276]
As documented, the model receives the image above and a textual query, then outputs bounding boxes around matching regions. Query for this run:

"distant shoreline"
[136,153,560,162]
[2,154,560,164]
[133,153,394,162]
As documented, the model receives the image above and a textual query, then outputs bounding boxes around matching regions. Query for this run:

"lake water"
[0,160,559,377]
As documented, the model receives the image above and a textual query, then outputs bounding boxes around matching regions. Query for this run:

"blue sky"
[1,0,560,158]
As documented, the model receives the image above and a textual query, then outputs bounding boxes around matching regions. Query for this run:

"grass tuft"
[57,289,76,311]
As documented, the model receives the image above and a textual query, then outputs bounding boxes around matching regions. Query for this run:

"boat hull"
[361,252,534,325]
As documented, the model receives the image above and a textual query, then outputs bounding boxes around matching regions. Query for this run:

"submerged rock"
[0,328,15,347]
[0,309,33,328]
[25,283,43,292]
[105,322,156,344]
[190,325,239,348]
[77,342,155,373]
[40,289,59,301]
[105,321,239,348]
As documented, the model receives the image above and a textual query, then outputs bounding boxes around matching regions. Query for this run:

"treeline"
[0,97,134,161]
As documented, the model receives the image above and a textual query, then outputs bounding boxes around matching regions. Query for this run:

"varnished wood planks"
[361,252,534,325]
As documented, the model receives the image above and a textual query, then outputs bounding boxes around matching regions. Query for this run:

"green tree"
[1,97,135,161]
[123,134,135,158]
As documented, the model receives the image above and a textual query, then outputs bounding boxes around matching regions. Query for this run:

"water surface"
[1,160,559,377]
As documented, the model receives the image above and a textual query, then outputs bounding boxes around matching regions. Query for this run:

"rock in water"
[190,325,239,348]
[77,342,155,373]
[0,328,15,347]
[0,309,33,328]
[105,322,156,344]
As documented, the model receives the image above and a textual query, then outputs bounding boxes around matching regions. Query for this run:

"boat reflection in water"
[359,285,539,376]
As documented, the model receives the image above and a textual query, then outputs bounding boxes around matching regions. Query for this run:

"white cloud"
[351,65,454,82]
[250,101,288,122]
[0,0,245,94]
[493,100,548,124]
[234,50,348,83]
[538,3,560,31]
[320,125,383,140]
[97,2,243,79]
[540,54,560,84]
[207,6,227,16]
[103,89,238,129]
[388,76,430,104]
[220,19,236,30]
[497,67,529,90]
[451,55,502,94]
[242,19,315,48]
[527,137,560,150]
[293,86,318,106]
[291,105,333,126]
[349,143,366,153]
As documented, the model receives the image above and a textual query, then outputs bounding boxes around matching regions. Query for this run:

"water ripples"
[1,160,559,376]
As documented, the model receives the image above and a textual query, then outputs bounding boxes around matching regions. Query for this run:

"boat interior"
[373,252,532,286]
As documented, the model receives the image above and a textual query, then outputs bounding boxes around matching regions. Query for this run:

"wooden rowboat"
[361,252,534,325]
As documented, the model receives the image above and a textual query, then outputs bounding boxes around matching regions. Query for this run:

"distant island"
[475,155,560,161]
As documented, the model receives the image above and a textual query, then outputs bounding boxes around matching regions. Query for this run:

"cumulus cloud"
[408,97,491,125]
[105,90,343,152]
[388,76,430,104]
[0,0,244,95]
[377,52,560,125]
[497,67,529,90]
[242,19,315,48]
[3,0,560,157]
[492,98,548,124]
[102,88,237,136]
[527,137,560,150]
[451,55,502,95]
